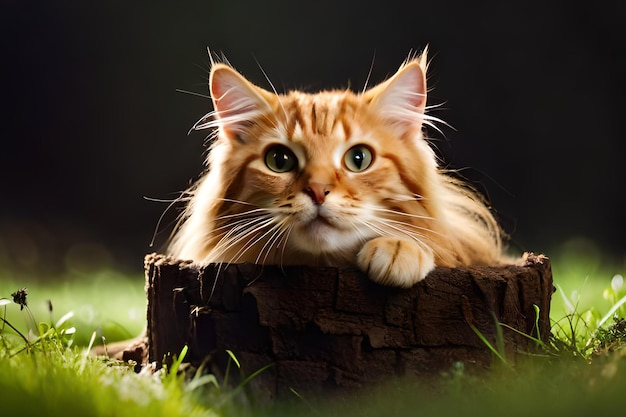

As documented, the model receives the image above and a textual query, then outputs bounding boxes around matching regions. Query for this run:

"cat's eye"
[344,145,374,172]
[264,145,298,173]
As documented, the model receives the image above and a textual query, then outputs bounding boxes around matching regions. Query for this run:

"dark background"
[1,1,624,276]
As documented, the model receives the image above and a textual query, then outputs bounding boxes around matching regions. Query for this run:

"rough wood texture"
[144,253,553,400]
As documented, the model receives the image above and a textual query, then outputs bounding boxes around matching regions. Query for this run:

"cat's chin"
[290,217,362,257]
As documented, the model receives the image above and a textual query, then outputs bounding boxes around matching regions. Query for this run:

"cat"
[167,49,506,288]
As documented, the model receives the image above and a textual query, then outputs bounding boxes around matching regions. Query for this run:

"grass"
[1,244,625,417]
[0,271,228,417]
[0,270,145,347]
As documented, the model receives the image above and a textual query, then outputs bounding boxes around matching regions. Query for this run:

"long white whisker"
[338,213,375,244]
[175,88,212,100]
[374,213,442,238]
[228,218,280,264]
[341,202,435,223]
[361,51,376,94]
[210,217,274,261]
[359,220,393,240]
[253,55,289,124]
[275,223,295,271]
[254,221,283,264]
[217,198,263,207]
[383,193,425,202]
[214,208,272,222]
[144,194,192,203]
[350,208,438,248]
[222,217,273,246]
[212,215,271,234]
[256,220,290,265]
[360,208,441,237]
[145,192,191,247]
[367,220,433,253]
[366,206,435,221]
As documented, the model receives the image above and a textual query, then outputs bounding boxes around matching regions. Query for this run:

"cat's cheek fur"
[357,237,435,288]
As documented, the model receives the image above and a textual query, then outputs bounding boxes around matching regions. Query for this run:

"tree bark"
[144,253,553,400]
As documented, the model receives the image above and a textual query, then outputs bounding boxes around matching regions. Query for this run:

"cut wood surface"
[144,253,553,400]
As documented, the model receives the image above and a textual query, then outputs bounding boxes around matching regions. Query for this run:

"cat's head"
[195,51,445,264]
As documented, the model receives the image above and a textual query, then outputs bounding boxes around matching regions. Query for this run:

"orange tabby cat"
[168,49,505,288]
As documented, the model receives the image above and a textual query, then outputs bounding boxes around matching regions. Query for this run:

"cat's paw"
[356,237,435,288]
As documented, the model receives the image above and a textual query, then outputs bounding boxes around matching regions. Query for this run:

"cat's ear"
[364,54,427,132]
[209,64,275,141]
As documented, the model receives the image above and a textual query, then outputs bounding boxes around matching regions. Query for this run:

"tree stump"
[144,253,553,400]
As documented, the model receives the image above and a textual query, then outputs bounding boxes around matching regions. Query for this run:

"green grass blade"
[596,294,626,330]
[467,321,509,367]
[225,349,241,369]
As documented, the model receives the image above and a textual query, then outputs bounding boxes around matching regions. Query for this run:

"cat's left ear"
[209,64,275,142]
[364,54,427,132]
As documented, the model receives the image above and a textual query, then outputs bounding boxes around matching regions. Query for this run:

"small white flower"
[611,274,623,292]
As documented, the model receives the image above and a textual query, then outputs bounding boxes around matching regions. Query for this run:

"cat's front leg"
[356,237,435,288]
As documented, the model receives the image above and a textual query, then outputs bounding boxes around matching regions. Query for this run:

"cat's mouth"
[290,205,349,252]
[304,213,337,235]
[302,213,336,234]
[290,210,362,255]
[309,214,333,227]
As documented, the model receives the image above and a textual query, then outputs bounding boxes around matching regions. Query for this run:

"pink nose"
[304,183,331,205]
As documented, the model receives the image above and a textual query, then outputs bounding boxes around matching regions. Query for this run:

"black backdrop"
[2,1,624,274]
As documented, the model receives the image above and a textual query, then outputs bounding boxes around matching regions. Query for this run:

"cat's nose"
[304,182,332,205]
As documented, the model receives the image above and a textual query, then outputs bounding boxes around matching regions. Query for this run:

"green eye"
[344,145,374,172]
[264,145,298,173]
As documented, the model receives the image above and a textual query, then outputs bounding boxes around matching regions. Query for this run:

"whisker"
[209,217,269,257]
[256,220,290,265]
[213,208,273,222]
[368,220,433,253]
[227,218,279,263]
[274,223,295,273]
[373,217,440,238]
[145,192,191,247]
[175,88,212,100]
[359,221,393,241]
[212,215,270,234]
[253,222,282,264]
[361,50,377,94]
[366,206,435,221]
[383,193,425,202]
[253,54,289,124]
[341,203,436,223]
[216,197,263,207]
[144,194,192,203]
[217,217,273,252]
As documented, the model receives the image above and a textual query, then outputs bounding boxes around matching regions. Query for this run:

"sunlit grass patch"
[0,332,220,417]
[549,241,626,358]
[0,285,225,417]
[0,269,146,346]
[549,238,624,317]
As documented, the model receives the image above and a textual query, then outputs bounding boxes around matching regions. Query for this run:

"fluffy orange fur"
[168,50,506,287]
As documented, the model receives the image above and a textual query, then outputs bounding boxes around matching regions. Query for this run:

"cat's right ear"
[209,64,274,142]
[363,56,427,135]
